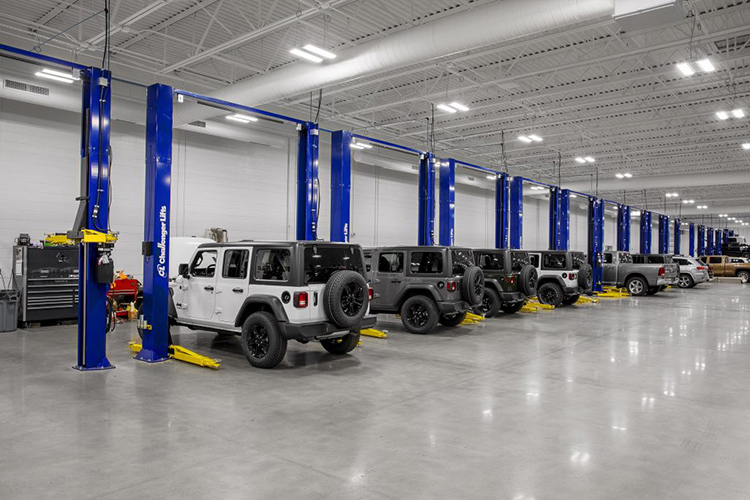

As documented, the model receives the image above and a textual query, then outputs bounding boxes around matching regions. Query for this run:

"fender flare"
[395,284,441,308]
[234,295,289,327]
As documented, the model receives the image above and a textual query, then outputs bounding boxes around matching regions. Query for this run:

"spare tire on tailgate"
[461,266,485,306]
[518,264,538,296]
[577,263,593,292]
[323,270,369,328]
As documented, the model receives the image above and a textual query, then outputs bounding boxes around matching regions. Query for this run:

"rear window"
[510,251,530,271]
[410,251,443,274]
[477,252,504,271]
[542,253,567,270]
[451,249,474,275]
[303,245,363,284]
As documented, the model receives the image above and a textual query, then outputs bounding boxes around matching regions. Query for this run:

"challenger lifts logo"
[157,205,168,278]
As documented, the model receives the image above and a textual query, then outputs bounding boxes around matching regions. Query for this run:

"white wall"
[630,216,641,253]
[453,182,494,248]
[522,196,549,250]
[0,99,296,279]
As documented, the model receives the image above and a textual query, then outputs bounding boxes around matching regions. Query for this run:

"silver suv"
[168,241,376,368]
[672,256,710,288]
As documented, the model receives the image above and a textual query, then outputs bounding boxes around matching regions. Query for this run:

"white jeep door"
[180,248,219,321]
[214,247,251,326]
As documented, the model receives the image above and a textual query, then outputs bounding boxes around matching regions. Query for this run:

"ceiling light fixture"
[449,102,470,112]
[486,174,497,180]
[682,199,695,204]
[225,113,258,124]
[350,143,365,150]
[676,58,716,76]
[35,68,79,83]
[583,156,595,163]
[696,58,715,72]
[289,47,323,63]
[528,134,543,142]
[518,135,533,143]
[733,109,745,118]
[665,192,679,198]
[575,157,586,164]
[716,111,729,120]
[742,143,750,150]
[302,44,336,60]
[437,103,458,114]
[717,109,744,120]
[676,62,695,76]
[623,173,633,178]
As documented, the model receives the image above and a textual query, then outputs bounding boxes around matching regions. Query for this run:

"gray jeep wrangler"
[365,246,485,334]
[472,248,538,316]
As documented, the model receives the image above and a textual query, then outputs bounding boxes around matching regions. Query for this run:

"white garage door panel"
[350,161,378,246]
[454,184,493,248]
[377,169,418,246]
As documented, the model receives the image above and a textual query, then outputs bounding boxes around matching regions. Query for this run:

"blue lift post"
[418,153,436,246]
[509,177,524,249]
[495,173,509,249]
[549,187,570,250]
[589,198,604,292]
[640,210,652,254]
[617,205,631,251]
[688,223,695,256]
[135,84,174,363]
[438,159,456,246]
[706,228,714,255]
[74,67,114,371]
[715,230,722,255]
[658,215,669,254]
[330,130,352,242]
[673,219,681,255]
[697,225,706,255]
[296,122,320,241]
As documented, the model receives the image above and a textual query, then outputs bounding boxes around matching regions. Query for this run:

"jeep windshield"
[451,249,474,276]
[304,245,364,284]
[510,251,530,271]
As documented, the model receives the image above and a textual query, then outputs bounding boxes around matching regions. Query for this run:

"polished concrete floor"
[1,283,749,499]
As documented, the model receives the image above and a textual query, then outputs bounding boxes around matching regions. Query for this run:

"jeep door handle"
[391,280,401,284]
[204,286,214,291]
[232,288,244,293]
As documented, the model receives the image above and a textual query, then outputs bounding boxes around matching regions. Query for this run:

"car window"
[303,245,364,284]
[364,253,372,272]
[378,252,404,273]
[542,253,566,270]
[529,254,540,268]
[190,250,217,278]
[708,257,721,264]
[647,255,663,264]
[255,248,292,281]
[477,253,504,271]
[619,253,632,263]
[451,249,474,275]
[603,253,614,264]
[510,251,529,271]
[571,253,586,269]
[674,258,687,266]
[410,251,443,274]
[632,254,644,264]
[222,249,249,279]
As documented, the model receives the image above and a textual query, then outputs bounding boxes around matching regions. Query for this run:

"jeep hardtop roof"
[196,240,360,249]
[366,245,470,251]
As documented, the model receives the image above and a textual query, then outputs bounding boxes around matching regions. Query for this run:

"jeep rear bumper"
[499,291,525,305]
[279,315,377,341]
[563,285,582,296]
[437,300,472,315]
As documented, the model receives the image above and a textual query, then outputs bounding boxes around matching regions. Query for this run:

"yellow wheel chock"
[360,328,388,339]
[128,342,221,369]
[460,312,485,325]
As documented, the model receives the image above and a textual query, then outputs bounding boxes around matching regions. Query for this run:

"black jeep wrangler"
[472,248,538,317]
[365,246,485,334]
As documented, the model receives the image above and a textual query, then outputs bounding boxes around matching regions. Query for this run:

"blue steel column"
[417,153,436,246]
[495,173,509,249]
[688,223,695,256]
[673,219,681,255]
[722,229,729,244]
[330,130,351,242]
[549,188,570,250]
[296,122,319,241]
[640,210,652,254]
[509,177,524,249]
[715,230,722,255]
[617,205,631,251]
[75,67,113,371]
[658,215,669,254]
[438,159,455,246]
[706,228,715,255]
[135,84,173,363]
[589,198,604,293]
[697,225,706,255]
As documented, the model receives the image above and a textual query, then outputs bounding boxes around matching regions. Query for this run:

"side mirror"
[178,263,189,277]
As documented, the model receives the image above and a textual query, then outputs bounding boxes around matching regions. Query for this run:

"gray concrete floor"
[1,283,749,499]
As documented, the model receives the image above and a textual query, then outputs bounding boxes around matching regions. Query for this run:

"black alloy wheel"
[246,324,270,359]
[407,303,430,328]
[341,282,365,316]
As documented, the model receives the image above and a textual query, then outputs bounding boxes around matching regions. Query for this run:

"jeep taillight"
[507,275,515,285]
[658,266,665,277]
[294,291,308,308]
[368,287,373,300]
[446,281,457,292]
[569,273,576,280]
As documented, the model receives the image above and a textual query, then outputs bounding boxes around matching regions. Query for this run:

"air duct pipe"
[174,0,616,126]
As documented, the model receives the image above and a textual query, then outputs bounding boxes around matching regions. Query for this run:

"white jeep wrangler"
[169,241,376,368]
